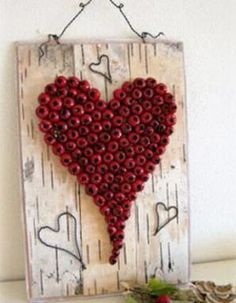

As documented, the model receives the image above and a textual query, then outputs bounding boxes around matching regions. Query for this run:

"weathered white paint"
[16,40,188,302]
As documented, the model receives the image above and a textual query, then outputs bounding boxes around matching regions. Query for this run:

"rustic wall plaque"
[16,39,189,302]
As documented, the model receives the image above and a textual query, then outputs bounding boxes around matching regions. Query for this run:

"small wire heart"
[88,54,112,84]
[38,211,86,270]
[153,202,178,236]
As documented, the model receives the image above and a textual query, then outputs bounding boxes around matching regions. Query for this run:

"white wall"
[0,0,236,281]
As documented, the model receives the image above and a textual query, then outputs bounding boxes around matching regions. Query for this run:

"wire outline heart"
[38,211,86,270]
[88,54,112,83]
[153,202,178,236]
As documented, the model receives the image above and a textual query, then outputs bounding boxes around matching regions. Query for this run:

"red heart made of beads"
[36,76,177,265]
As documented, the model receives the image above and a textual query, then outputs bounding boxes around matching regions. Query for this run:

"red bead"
[164,93,174,103]
[86,164,96,174]
[91,154,102,165]
[128,132,140,144]
[134,145,145,154]
[143,100,152,111]
[64,97,75,108]
[84,101,95,113]
[87,133,98,145]
[36,105,49,119]
[94,195,106,207]
[109,256,118,265]
[155,83,167,95]
[146,77,157,88]
[107,141,119,153]
[99,182,109,193]
[135,124,145,134]
[49,98,62,111]
[110,161,120,173]
[68,88,78,98]
[121,123,132,134]
[135,155,146,166]
[111,128,122,140]
[141,112,153,124]
[56,121,68,133]
[140,136,151,147]
[68,76,80,88]
[128,115,140,126]
[121,183,131,193]
[145,161,155,173]
[86,183,98,196]
[39,120,52,132]
[115,151,126,163]
[155,295,171,303]
[60,108,71,120]
[104,173,114,183]
[115,192,125,202]
[57,88,68,98]
[119,106,130,117]
[68,162,81,175]
[123,96,133,106]
[88,88,100,101]
[125,146,135,157]
[48,111,60,123]
[90,122,102,133]
[57,134,68,143]
[115,220,126,230]
[113,88,126,100]
[153,95,164,105]
[94,143,105,154]
[72,105,84,117]
[160,136,169,146]
[60,153,72,166]
[131,103,143,115]
[100,205,110,216]
[109,99,121,110]
[134,166,144,176]
[44,133,56,145]
[122,81,134,93]
[113,240,124,250]
[104,191,114,200]
[91,173,102,184]
[52,143,65,156]
[119,137,129,148]
[38,93,50,105]
[124,158,135,169]
[132,88,142,100]
[78,173,89,184]
[76,93,87,104]
[115,230,124,240]
[55,76,67,88]
[166,114,176,126]
[143,88,154,99]
[124,172,136,183]
[65,141,77,151]
[83,147,94,157]
[103,110,114,120]
[77,137,88,149]
[102,120,112,131]
[133,77,146,89]
[72,148,82,160]
[67,129,79,140]
[79,80,90,92]
[81,114,92,125]
[113,116,123,127]
[146,149,154,159]
[45,83,57,95]
[95,99,107,111]
[99,132,111,143]
[103,153,114,164]
[91,110,102,121]
[108,225,117,236]
[106,215,117,225]
[79,126,89,136]
[151,133,161,143]
[132,179,144,192]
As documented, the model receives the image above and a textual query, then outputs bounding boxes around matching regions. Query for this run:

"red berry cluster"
[36,76,177,265]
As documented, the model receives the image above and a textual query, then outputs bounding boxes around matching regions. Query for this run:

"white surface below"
[0,260,236,303]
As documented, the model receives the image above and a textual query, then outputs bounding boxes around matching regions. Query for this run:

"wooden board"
[16,40,189,302]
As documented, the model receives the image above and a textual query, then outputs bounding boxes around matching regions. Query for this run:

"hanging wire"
[38,0,94,61]
[38,0,164,61]
[108,0,164,43]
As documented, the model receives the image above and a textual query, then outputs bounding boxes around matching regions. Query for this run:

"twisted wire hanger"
[38,0,164,61]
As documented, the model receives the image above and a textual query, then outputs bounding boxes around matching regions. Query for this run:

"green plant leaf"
[126,296,139,303]
[148,278,177,296]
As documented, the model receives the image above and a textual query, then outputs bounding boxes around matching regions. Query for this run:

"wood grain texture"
[16,40,189,302]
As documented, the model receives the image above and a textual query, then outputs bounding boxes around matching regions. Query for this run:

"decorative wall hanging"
[16,1,189,302]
